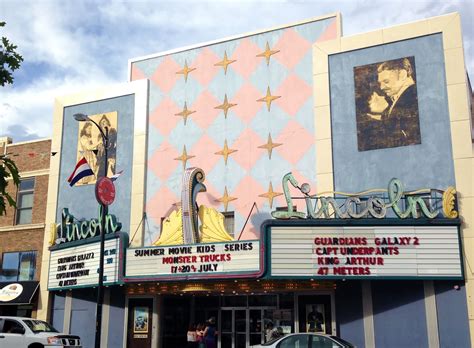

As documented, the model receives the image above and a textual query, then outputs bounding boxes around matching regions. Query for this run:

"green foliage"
[1,21,24,86]
[0,21,22,214]
[0,155,20,215]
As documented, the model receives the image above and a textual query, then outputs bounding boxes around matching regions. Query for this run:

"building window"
[0,251,37,282]
[16,178,35,225]
[223,212,234,237]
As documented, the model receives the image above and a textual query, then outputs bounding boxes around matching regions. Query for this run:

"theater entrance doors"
[219,307,276,348]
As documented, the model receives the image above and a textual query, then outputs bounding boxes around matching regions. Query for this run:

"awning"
[0,281,39,305]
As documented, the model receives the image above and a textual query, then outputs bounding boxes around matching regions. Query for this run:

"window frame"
[0,250,37,282]
[222,211,235,237]
[15,177,35,225]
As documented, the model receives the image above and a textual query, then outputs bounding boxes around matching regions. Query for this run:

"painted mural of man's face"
[377,68,408,98]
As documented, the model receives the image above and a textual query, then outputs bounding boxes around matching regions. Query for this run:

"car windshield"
[330,335,355,347]
[23,319,59,333]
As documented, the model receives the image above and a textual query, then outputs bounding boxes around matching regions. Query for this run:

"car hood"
[33,332,79,338]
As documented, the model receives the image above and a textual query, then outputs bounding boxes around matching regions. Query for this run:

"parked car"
[0,316,81,348]
[252,332,355,348]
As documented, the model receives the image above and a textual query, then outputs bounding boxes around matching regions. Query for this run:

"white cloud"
[0,74,117,139]
[1,0,472,141]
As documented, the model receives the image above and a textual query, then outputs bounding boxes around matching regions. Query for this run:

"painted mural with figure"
[75,111,118,184]
[354,57,421,151]
[153,167,234,246]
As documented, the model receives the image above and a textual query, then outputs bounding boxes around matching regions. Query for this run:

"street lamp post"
[73,113,108,348]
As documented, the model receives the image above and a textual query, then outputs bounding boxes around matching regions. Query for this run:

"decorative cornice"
[0,223,46,233]
[5,169,50,181]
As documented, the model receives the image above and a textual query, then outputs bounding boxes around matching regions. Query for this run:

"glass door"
[249,309,263,346]
[220,308,276,347]
[220,309,232,348]
[219,308,247,348]
[234,310,246,348]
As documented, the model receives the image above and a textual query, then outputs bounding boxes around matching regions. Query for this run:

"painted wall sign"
[272,174,458,220]
[48,236,122,290]
[269,225,462,279]
[52,207,122,246]
[125,240,262,280]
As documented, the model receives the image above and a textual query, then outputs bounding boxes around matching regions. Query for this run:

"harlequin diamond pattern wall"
[131,17,337,244]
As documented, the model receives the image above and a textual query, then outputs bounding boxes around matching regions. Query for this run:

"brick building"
[0,136,51,317]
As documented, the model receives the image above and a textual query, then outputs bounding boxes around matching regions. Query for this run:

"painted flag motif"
[110,170,123,182]
[67,157,95,187]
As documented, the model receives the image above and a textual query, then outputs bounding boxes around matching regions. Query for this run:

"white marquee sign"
[48,238,121,290]
[126,240,261,280]
[270,226,462,279]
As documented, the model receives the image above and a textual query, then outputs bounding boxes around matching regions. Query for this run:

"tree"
[0,21,22,214]
[1,21,23,86]
[0,155,20,215]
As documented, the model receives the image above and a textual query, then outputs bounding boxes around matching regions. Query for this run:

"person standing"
[187,323,197,348]
[203,317,217,348]
[265,322,274,342]
[196,323,205,348]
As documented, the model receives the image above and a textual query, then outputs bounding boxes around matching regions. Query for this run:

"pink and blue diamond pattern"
[131,17,338,244]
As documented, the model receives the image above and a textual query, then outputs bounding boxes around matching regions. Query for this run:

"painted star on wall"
[176,60,196,82]
[174,145,195,169]
[214,51,236,75]
[257,86,281,111]
[215,186,237,212]
[214,94,237,118]
[215,139,238,165]
[258,133,282,159]
[256,41,280,66]
[259,182,283,208]
[175,102,196,125]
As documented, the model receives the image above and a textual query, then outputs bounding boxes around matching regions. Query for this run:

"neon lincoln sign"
[272,174,458,220]
[54,207,122,245]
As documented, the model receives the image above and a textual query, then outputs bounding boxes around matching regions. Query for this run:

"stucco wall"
[131,16,339,244]
[329,34,455,192]
[55,95,135,233]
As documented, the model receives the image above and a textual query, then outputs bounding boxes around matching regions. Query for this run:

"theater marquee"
[125,240,263,281]
[267,223,462,280]
[48,233,126,290]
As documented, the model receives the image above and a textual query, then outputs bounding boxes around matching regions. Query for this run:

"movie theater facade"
[37,12,473,348]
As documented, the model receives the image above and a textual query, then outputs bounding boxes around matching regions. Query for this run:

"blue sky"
[1,0,473,142]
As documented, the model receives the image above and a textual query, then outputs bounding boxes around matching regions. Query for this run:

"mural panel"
[75,111,118,184]
[354,56,421,151]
